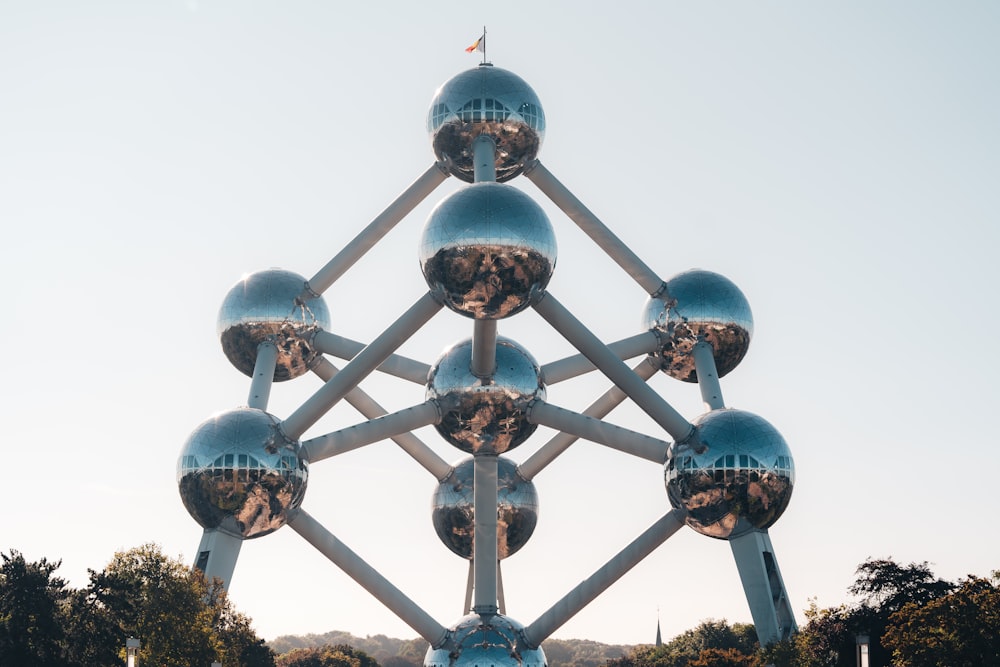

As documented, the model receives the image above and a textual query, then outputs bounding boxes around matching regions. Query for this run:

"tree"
[848,559,954,616]
[0,550,69,667]
[277,643,380,667]
[845,558,954,666]
[605,620,759,667]
[688,647,758,667]
[88,543,220,666]
[209,582,277,667]
[882,573,1000,666]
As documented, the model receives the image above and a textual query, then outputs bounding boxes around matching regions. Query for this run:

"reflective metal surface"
[665,409,793,539]
[177,407,308,539]
[218,269,330,381]
[428,65,545,183]
[424,613,547,667]
[643,269,753,382]
[427,336,545,454]
[420,183,556,320]
[432,456,539,560]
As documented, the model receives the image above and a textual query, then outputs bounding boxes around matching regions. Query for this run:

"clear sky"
[2,0,999,649]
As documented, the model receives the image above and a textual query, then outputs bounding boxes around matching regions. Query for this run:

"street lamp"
[125,637,140,667]
[855,634,870,667]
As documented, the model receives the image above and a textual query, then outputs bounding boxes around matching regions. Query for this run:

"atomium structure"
[178,55,797,665]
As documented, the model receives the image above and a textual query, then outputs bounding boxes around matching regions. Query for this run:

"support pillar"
[729,530,797,645]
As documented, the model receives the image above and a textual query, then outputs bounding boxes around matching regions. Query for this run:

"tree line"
[2,544,997,666]
[607,558,1000,666]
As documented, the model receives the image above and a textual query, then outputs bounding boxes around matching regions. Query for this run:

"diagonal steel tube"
[525,160,664,296]
[532,290,695,443]
[281,292,442,440]
[522,509,687,648]
[289,509,449,648]
[311,330,430,384]
[302,401,440,463]
[541,332,659,384]
[519,360,659,480]
[526,400,669,464]
[301,163,449,299]
[310,358,452,480]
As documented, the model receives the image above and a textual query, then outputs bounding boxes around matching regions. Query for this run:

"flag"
[465,34,485,53]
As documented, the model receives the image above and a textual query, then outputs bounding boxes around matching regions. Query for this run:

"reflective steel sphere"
[666,409,793,539]
[420,183,556,320]
[427,337,545,454]
[643,269,753,382]
[424,613,546,667]
[432,456,539,560]
[177,407,307,539]
[428,65,545,182]
[218,269,330,381]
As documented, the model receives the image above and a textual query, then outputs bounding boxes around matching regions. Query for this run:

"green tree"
[848,559,953,615]
[90,543,219,666]
[846,558,954,666]
[277,643,380,667]
[606,620,759,667]
[209,582,276,667]
[688,647,758,667]
[0,550,69,667]
[758,558,958,667]
[882,573,1000,666]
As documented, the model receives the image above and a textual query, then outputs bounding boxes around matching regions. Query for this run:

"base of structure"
[194,528,242,589]
[729,529,796,645]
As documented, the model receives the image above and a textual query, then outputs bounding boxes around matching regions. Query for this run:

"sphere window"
[429,102,451,130]
[518,102,542,130]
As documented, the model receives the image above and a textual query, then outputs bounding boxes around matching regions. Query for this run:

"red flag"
[465,34,484,53]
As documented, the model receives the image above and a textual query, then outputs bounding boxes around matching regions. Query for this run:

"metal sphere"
[427,336,545,454]
[177,407,307,539]
[666,409,793,540]
[643,269,753,382]
[420,183,556,320]
[432,456,539,560]
[428,65,545,182]
[424,613,546,667]
[218,268,330,381]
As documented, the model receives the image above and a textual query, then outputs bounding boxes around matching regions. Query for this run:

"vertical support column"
[193,528,242,589]
[464,560,475,614]
[472,135,497,183]
[471,320,498,377]
[692,340,725,411]
[470,135,499,379]
[472,455,499,615]
[729,530,797,646]
[247,341,278,410]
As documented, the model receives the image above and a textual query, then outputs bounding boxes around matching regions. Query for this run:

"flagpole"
[482,25,487,64]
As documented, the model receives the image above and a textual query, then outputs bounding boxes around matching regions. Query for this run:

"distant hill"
[268,630,636,667]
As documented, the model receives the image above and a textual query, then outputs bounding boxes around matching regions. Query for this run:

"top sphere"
[218,269,330,381]
[643,270,753,382]
[428,65,545,182]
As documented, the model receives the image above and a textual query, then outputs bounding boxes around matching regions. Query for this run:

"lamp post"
[125,637,140,667]
[856,634,870,667]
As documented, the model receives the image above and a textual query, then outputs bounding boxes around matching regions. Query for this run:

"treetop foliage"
[5,548,997,667]
[0,544,275,667]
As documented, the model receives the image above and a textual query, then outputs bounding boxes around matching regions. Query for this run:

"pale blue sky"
[2,1,998,647]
